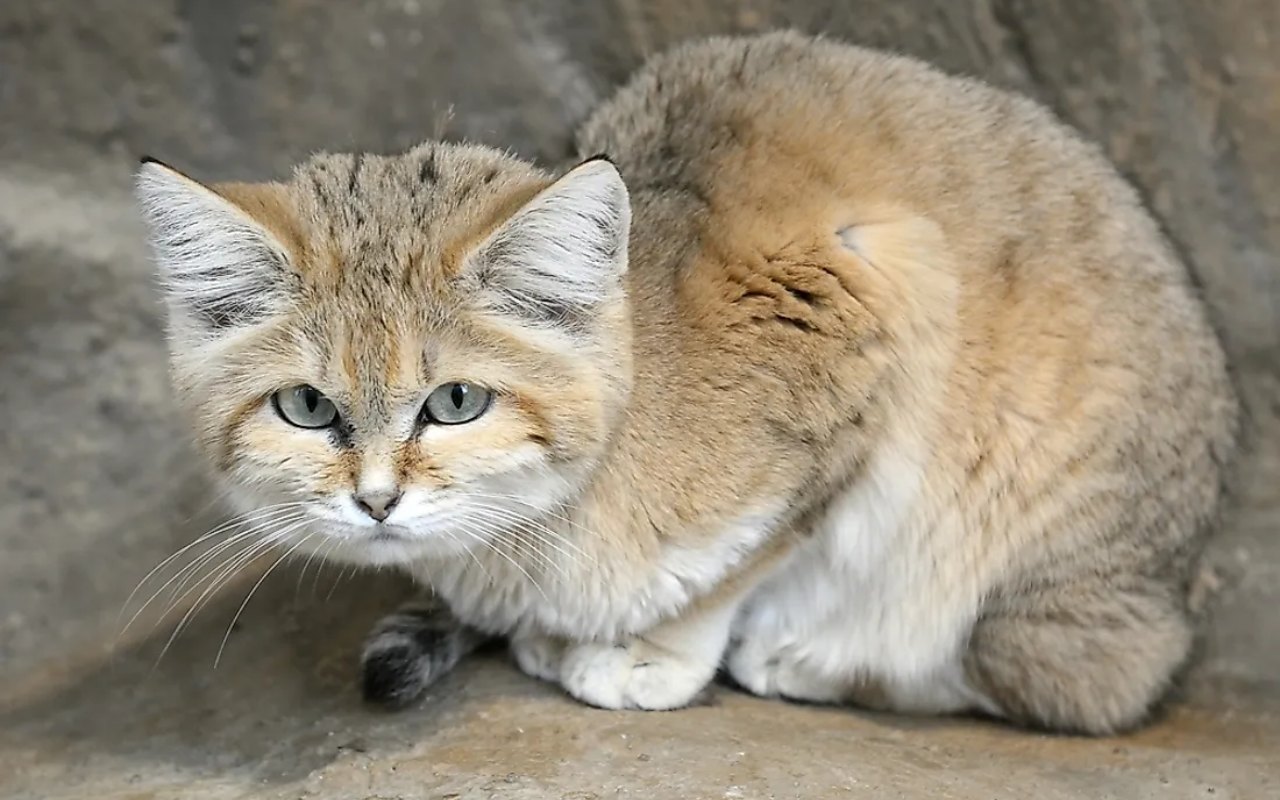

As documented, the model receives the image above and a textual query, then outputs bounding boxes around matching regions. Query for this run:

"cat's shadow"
[0,564,556,785]
[5,558,1190,787]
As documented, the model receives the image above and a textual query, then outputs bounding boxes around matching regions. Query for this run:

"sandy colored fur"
[138,32,1237,734]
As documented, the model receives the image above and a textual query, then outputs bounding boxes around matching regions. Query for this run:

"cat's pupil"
[304,388,319,413]
[450,384,466,409]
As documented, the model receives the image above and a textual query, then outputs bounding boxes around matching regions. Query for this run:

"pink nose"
[355,490,401,522]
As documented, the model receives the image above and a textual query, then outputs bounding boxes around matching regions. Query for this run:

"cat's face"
[136,145,631,566]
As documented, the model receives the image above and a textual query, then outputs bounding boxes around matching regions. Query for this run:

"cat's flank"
[136,32,1236,734]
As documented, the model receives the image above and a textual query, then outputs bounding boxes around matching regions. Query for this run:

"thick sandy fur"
[138,32,1237,734]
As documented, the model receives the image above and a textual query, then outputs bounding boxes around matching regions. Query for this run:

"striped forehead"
[325,314,433,422]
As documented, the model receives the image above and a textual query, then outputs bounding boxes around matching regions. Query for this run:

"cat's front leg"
[361,596,488,708]
[556,593,742,711]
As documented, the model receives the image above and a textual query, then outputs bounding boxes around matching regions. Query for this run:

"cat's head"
[135,145,631,566]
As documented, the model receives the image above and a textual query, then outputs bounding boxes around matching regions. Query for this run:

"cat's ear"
[135,158,296,338]
[469,157,630,326]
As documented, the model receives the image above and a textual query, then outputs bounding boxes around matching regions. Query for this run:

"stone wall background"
[1,0,1276,705]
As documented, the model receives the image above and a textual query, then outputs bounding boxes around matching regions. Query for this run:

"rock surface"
[1,1,1277,797]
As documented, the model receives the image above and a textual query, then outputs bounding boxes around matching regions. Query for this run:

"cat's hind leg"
[726,622,992,715]
[361,596,488,708]
[963,580,1193,734]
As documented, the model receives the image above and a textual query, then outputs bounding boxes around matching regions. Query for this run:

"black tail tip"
[361,646,428,710]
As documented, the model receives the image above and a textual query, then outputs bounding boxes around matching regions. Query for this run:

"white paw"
[510,633,565,683]
[559,639,714,710]
[726,637,845,703]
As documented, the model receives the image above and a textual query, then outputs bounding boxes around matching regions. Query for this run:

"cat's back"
[579,31,1140,275]
[579,32,1236,540]
[579,31,1230,393]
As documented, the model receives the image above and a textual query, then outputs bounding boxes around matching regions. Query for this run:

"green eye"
[273,385,339,429]
[422,382,492,425]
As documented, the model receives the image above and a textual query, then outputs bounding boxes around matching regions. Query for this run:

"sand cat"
[136,31,1237,734]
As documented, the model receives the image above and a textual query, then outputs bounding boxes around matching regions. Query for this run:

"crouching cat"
[136,32,1237,734]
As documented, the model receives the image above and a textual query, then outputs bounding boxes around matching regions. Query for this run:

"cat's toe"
[726,638,846,703]
[510,632,565,683]
[559,639,714,710]
[724,637,776,697]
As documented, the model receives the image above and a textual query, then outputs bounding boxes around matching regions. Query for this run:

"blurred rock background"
[1,2,1276,797]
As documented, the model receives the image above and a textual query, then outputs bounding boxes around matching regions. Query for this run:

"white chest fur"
[413,503,784,642]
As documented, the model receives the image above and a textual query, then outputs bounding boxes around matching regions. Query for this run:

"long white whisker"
[152,517,313,666]
[167,509,312,598]
[179,516,316,626]
[459,512,571,582]
[461,503,592,569]
[450,520,550,603]
[464,492,604,541]
[441,528,495,589]
[119,502,310,626]
[294,535,327,599]
[325,558,354,602]
[215,531,317,668]
[453,511,558,574]
[121,511,309,638]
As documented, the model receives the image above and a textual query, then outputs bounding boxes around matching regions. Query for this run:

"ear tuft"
[470,159,630,328]
[135,162,295,336]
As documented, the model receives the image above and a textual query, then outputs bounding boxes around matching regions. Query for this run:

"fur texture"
[137,32,1237,734]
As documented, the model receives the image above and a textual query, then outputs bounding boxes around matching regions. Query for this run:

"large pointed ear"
[134,158,296,339]
[467,158,630,327]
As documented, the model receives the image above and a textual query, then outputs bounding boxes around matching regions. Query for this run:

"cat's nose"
[355,490,401,522]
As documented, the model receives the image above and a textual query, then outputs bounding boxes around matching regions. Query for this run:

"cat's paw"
[510,632,565,683]
[361,600,482,708]
[559,638,715,710]
[725,637,845,703]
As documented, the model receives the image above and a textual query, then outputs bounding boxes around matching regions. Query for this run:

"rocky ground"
[1,1,1277,797]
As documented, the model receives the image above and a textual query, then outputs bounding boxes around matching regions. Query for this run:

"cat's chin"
[312,528,471,568]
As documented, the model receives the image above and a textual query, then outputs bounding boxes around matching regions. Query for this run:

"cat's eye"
[422,382,492,425]
[272,385,339,429]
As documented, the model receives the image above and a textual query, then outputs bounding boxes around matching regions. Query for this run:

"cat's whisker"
[294,534,327,599]
[465,492,606,542]
[164,512,308,600]
[119,502,309,628]
[156,531,289,636]
[160,506,312,602]
[120,529,263,639]
[214,531,318,668]
[451,511,562,577]
[451,520,551,603]
[151,516,314,665]
[459,513,574,582]
[310,538,340,599]
[178,516,318,625]
[119,511,309,639]
[458,495,592,548]
[461,502,595,569]
[442,529,495,589]
[324,557,355,602]
[327,539,356,598]
[148,539,277,672]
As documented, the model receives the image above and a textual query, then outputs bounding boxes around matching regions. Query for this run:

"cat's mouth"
[368,527,409,543]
